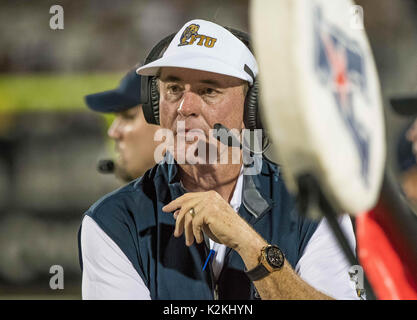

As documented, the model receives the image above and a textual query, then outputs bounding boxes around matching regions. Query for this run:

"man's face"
[401,118,417,208]
[107,106,159,181]
[158,67,246,163]
[406,118,417,159]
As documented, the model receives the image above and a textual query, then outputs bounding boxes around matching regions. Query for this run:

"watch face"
[266,246,284,269]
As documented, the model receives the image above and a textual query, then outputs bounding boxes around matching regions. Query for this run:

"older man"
[79,19,358,300]
[85,68,160,182]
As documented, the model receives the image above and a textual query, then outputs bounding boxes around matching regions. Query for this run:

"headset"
[139,27,269,150]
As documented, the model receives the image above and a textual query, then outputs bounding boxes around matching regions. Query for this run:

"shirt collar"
[229,165,244,211]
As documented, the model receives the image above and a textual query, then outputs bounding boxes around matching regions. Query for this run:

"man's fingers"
[191,202,205,244]
[184,213,195,246]
[163,197,184,213]
[173,209,180,219]
[174,208,186,237]
[192,215,204,244]
[162,192,197,213]
[173,198,200,237]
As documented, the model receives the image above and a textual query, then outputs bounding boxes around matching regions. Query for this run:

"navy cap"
[397,122,417,172]
[85,68,142,113]
[390,95,417,116]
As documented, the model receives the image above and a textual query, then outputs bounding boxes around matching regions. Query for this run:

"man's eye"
[202,88,217,96]
[167,85,181,94]
[121,114,136,120]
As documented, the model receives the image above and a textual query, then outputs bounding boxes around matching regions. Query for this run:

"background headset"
[139,27,269,150]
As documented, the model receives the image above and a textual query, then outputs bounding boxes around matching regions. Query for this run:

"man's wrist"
[235,230,267,269]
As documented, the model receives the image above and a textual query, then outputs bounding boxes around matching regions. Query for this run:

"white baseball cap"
[136,19,258,85]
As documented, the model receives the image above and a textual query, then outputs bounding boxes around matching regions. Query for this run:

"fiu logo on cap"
[178,23,217,48]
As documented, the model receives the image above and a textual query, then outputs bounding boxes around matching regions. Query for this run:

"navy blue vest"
[78,157,319,299]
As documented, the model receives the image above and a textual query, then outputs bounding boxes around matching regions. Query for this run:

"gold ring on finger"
[188,208,196,218]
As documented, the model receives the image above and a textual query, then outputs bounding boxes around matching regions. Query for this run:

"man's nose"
[177,92,201,118]
[107,118,123,140]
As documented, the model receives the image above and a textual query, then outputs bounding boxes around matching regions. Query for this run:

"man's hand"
[162,191,261,250]
[163,191,334,300]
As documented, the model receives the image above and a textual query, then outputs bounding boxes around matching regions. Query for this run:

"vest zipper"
[203,243,219,300]
[214,283,219,300]
[208,262,219,300]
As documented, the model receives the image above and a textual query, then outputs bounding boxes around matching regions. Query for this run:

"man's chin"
[114,161,136,183]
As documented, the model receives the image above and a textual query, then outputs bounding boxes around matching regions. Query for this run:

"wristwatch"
[245,244,285,281]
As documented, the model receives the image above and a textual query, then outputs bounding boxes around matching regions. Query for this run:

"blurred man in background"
[85,68,160,182]
[392,96,417,207]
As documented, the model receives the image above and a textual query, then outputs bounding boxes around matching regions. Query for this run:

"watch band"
[245,263,270,281]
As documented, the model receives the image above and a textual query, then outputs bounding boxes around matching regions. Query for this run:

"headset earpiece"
[140,33,175,125]
[244,78,261,130]
[150,77,160,124]
[223,27,264,134]
[243,78,269,152]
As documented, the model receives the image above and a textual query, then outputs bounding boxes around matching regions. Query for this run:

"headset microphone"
[213,123,243,148]
[97,159,115,174]
[213,123,271,155]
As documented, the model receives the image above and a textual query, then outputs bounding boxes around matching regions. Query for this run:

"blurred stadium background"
[0,0,416,299]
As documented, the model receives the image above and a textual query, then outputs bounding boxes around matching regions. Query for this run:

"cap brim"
[136,53,253,84]
[390,96,417,116]
[85,90,139,113]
